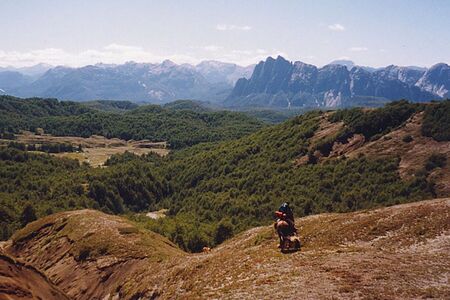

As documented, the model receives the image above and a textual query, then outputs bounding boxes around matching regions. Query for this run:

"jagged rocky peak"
[375,65,425,85]
[291,61,317,78]
[161,59,177,68]
[349,66,375,97]
[316,64,351,93]
[227,55,447,108]
[416,63,450,98]
[328,59,355,70]
[194,60,254,84]
[290,61,317,92]
[2,59,257,103]
[320,63,350,72]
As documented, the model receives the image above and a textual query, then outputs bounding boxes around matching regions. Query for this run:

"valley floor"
[1,198,449,299]
[0,132,168,167]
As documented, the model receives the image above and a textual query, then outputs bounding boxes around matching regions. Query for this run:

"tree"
[21,203,37,227]
[214,219,233,245]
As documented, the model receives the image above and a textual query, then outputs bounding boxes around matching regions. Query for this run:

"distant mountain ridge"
[227,56,449,108]
[0,61,254,103]
[0,63,53,77]
[1,58,449,107]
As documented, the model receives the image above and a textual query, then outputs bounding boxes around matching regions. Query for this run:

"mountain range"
[227,56,450,108]
[0,57,449,107]
[0,63,53,78]
[0,61,254,104]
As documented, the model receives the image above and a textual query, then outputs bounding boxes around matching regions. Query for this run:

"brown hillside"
[3,198,450,299]
[303,112,450,196]
[3,210,184,299]
[0,251,69,300]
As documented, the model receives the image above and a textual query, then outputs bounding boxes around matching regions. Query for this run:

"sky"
[1,0,450,68]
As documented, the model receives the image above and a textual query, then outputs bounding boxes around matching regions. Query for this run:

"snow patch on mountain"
[417,83,449,98]
[323,91,343,107]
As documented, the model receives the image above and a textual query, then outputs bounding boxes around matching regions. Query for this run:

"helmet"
[279,202,290,213]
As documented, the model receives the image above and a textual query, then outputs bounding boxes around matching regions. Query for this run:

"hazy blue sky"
[1,0,449,67]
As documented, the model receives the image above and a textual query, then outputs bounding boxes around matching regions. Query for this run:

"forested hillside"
[0,96,263,148]
[142,101,448,250]
[0,99,448,251]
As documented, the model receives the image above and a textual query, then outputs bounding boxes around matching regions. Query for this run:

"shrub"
[402,135,413,143]
[20,203,37,227]
[214,219,234,244]
[330,100,419,140]
[425,153,447,171]
[422,100,450,141]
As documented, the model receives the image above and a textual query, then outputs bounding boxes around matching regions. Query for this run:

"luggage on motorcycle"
[280,234,301,253]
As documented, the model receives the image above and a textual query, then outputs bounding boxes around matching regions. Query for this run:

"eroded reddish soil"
[0,251,68,300]
[2,198,449,299]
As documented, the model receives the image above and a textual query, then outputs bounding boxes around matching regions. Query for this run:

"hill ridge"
[3,197,449,299]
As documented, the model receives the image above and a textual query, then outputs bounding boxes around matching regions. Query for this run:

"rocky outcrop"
[416,63,450,98]
[227,56,448,108]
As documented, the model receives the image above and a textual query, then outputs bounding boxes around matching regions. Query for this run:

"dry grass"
[7,210,184,299]
[5,198,450,299]
[1,132,169,167]
[298,112,450,196]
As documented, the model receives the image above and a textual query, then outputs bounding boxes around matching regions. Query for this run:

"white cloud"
[328,23,345,31]
[216,24,252,31]
[232,49,252,55]
[349,47,368,52]
[203,45,222,52]
[103,44,143,52]
[221,49,287,65]
[0,44,201,67]
[0,44,280,67]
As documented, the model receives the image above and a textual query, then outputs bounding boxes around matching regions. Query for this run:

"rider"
[275,202,297,235]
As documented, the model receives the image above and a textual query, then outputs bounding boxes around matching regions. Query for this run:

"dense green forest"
[141,102,440,250]
[0,148,91,239]
[0,99,448,251]
[0,96,264,149]
[0,148,170,240]
[422,100,450,141]
[81,100,140,112]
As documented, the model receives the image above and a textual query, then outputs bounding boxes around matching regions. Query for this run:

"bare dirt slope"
[0,251,69,300]
[345,113,449,187]
[3,210,185,300]
[302,112,450,196]
[3,198,450,299]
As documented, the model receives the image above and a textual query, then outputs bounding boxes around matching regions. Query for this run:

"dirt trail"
[2,198,450,299]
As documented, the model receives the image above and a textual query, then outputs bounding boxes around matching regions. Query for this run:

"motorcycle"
[274,211,301,253]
